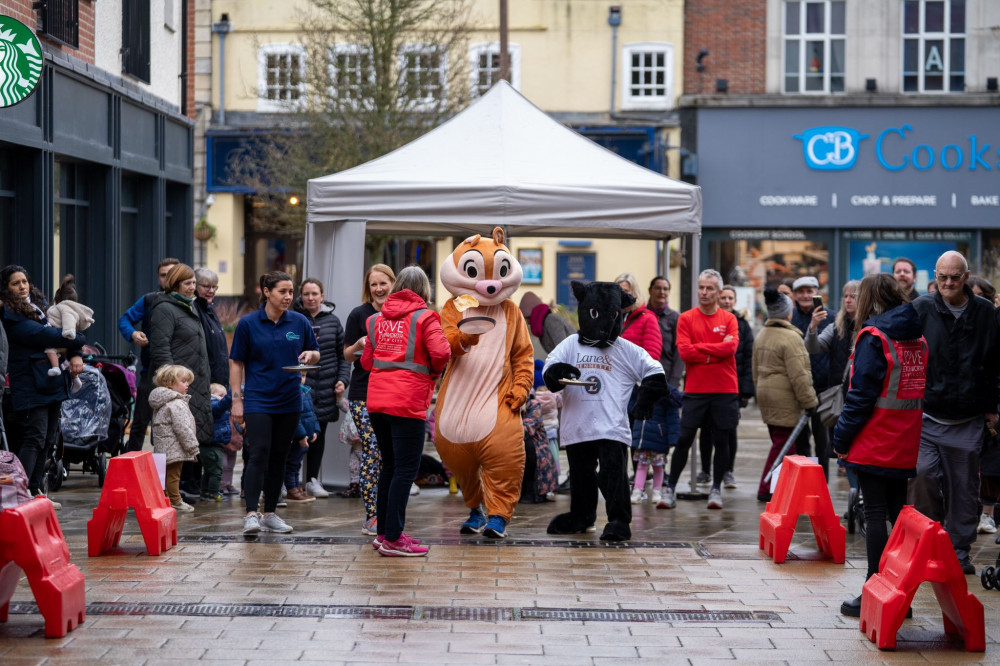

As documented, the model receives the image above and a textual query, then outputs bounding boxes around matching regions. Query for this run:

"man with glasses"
[909,250,1000,575]
[118,257,179,452]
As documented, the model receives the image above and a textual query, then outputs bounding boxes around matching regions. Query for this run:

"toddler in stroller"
[50,346,137,490]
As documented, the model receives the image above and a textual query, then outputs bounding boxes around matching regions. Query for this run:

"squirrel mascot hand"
[542,363,580,393]
[503,385,529,411]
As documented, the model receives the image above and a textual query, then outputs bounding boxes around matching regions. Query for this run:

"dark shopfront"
[0,52,193,354]
[686,103,999,325]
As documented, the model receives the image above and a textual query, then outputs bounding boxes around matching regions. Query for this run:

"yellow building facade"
[199,0,686,309]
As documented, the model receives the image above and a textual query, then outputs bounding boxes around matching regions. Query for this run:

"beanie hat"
[764,288,793,320]
[533,359,545,389]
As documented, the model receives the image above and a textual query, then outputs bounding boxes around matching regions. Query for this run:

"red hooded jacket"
[361,289,451,420]
[621,304,662,360]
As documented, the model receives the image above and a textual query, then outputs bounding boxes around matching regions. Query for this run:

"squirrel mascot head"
[571,280,635,348]
[440,227,522,305]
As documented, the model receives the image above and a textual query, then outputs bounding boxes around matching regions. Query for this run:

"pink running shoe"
[372,533,421,550]
[378,536,429,557]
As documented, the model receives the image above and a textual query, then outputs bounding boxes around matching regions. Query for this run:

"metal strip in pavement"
[178,534,697,550]
[7,601,780,623]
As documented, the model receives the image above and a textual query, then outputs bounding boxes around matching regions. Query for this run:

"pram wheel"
[982,566,996,590]
[96,451,106,487]
[45,459,65,493]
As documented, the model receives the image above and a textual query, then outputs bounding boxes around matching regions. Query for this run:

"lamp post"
[499,0,510,83]
[608,7,621,115]
[211,13,233,125]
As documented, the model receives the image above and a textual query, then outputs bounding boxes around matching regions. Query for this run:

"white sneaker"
[978,513,997,534]
[651,489,662,504]
[630,488,643,504]
[171,500,194,513]
[305,478,330,498]
[243,513,261,534]
[707,489,723,510]
[410,483,420,496]
[35,494,61,510]
[657,487,676,509]
[260,513,293,533]
[722,471,738,489]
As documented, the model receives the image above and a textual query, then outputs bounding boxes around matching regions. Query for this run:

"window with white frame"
[621,43,674,109]
[399,44,448,105]
[468,43,521,97]
[330,44,374,103]
[902,0,965,93]
[258,44,306,111]
[783,1,845,93]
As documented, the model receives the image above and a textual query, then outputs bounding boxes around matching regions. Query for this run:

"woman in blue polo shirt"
[231,271,319,535]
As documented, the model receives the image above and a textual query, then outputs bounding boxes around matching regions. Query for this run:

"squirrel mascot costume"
[543,281,668,541]
[435,227,535,538]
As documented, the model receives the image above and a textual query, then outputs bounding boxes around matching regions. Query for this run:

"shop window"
[783,1,845,94]
[38,0,79,49]
[622,43,673,110]
[902,0,965,93]
[120,176,140,313]
[123,0,151,82]
[258,44,306,112]
[0,151,14,268]
[399,44,447,107]
[468,43,521,98]
[330,44,374,105]
[53,160,91,297]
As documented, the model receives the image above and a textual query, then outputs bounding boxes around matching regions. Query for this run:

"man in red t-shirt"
[657,269,739,510]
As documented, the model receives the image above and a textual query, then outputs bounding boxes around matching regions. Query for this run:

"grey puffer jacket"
[147,294,213,445]
[293,298,351,423]
[149,387,200,464]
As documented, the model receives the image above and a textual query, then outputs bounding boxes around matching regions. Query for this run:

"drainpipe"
[211,14,233,125]
[607,7,621,116]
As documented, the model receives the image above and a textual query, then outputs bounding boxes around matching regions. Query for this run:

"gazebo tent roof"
[306,81,701,240]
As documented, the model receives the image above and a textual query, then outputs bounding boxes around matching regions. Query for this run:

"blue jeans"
[284,441,308,489]
[369,412,424,542]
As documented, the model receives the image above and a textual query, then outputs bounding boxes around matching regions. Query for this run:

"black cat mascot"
[543,280,669,541]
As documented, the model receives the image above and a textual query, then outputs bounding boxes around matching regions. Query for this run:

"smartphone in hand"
[812,295,824,310]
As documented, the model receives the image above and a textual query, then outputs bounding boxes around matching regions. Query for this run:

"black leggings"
[669,425,731,490]
[699,428,737,475]
[305,420,329,480]
[243,412,300,514]
[857,471,907,579]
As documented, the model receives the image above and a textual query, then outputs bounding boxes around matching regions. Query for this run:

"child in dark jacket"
[630,384,683,505]
[284,373,321,503]
[201,383,231,501]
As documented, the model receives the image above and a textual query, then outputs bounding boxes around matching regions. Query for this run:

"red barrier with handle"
[0,497,86,637]
[859,505,984,651]
[87,451,176,557]
[758,455,845,564]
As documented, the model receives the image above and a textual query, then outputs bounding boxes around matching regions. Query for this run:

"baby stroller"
[46,345,136,490]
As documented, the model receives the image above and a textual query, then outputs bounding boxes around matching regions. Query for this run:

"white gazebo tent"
[305,81,702,322]
[303,81,703,486]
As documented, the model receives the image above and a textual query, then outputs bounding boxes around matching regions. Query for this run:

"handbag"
[816,362,851,428]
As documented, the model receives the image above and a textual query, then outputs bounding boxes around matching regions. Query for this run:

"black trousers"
[305,420,329,481]
[857,471,907,579]
[126,371,153,452]
[370,413,424,542]
[566,439,631,527]
[242,412,300,514]
[18,403,61,494]
[699,428,738,475]
[795,413,830,480]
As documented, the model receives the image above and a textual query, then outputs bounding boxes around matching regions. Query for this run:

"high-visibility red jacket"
[361,289,451,420]
[845,326,927,470]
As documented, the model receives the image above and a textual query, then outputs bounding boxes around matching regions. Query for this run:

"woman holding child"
[231,271,319,535]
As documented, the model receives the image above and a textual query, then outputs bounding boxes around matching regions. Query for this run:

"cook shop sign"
[794,124,997,173]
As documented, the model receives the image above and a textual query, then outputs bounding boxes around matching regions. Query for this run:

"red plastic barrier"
[859,506,984,651]
[758,455,845,564]
[87,451,177,557]
[0,497,86,637]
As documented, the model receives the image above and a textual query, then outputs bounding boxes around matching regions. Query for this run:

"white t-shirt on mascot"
[544,335,663,447]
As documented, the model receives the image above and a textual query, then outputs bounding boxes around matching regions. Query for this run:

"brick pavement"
[1,411,998,664]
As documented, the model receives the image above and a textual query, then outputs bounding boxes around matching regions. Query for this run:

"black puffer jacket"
[912,287,1000,421]
[792,303,837,390]
[147,294,213,445]
[293,298,351,423]
[2,305,84,411]
[734,312,755,397]
[194,296,229,387]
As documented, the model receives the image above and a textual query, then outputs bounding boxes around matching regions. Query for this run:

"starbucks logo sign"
[0,16,42,108]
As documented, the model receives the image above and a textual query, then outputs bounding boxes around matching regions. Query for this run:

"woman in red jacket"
[361,266,450,557]
[615,273,662,360]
